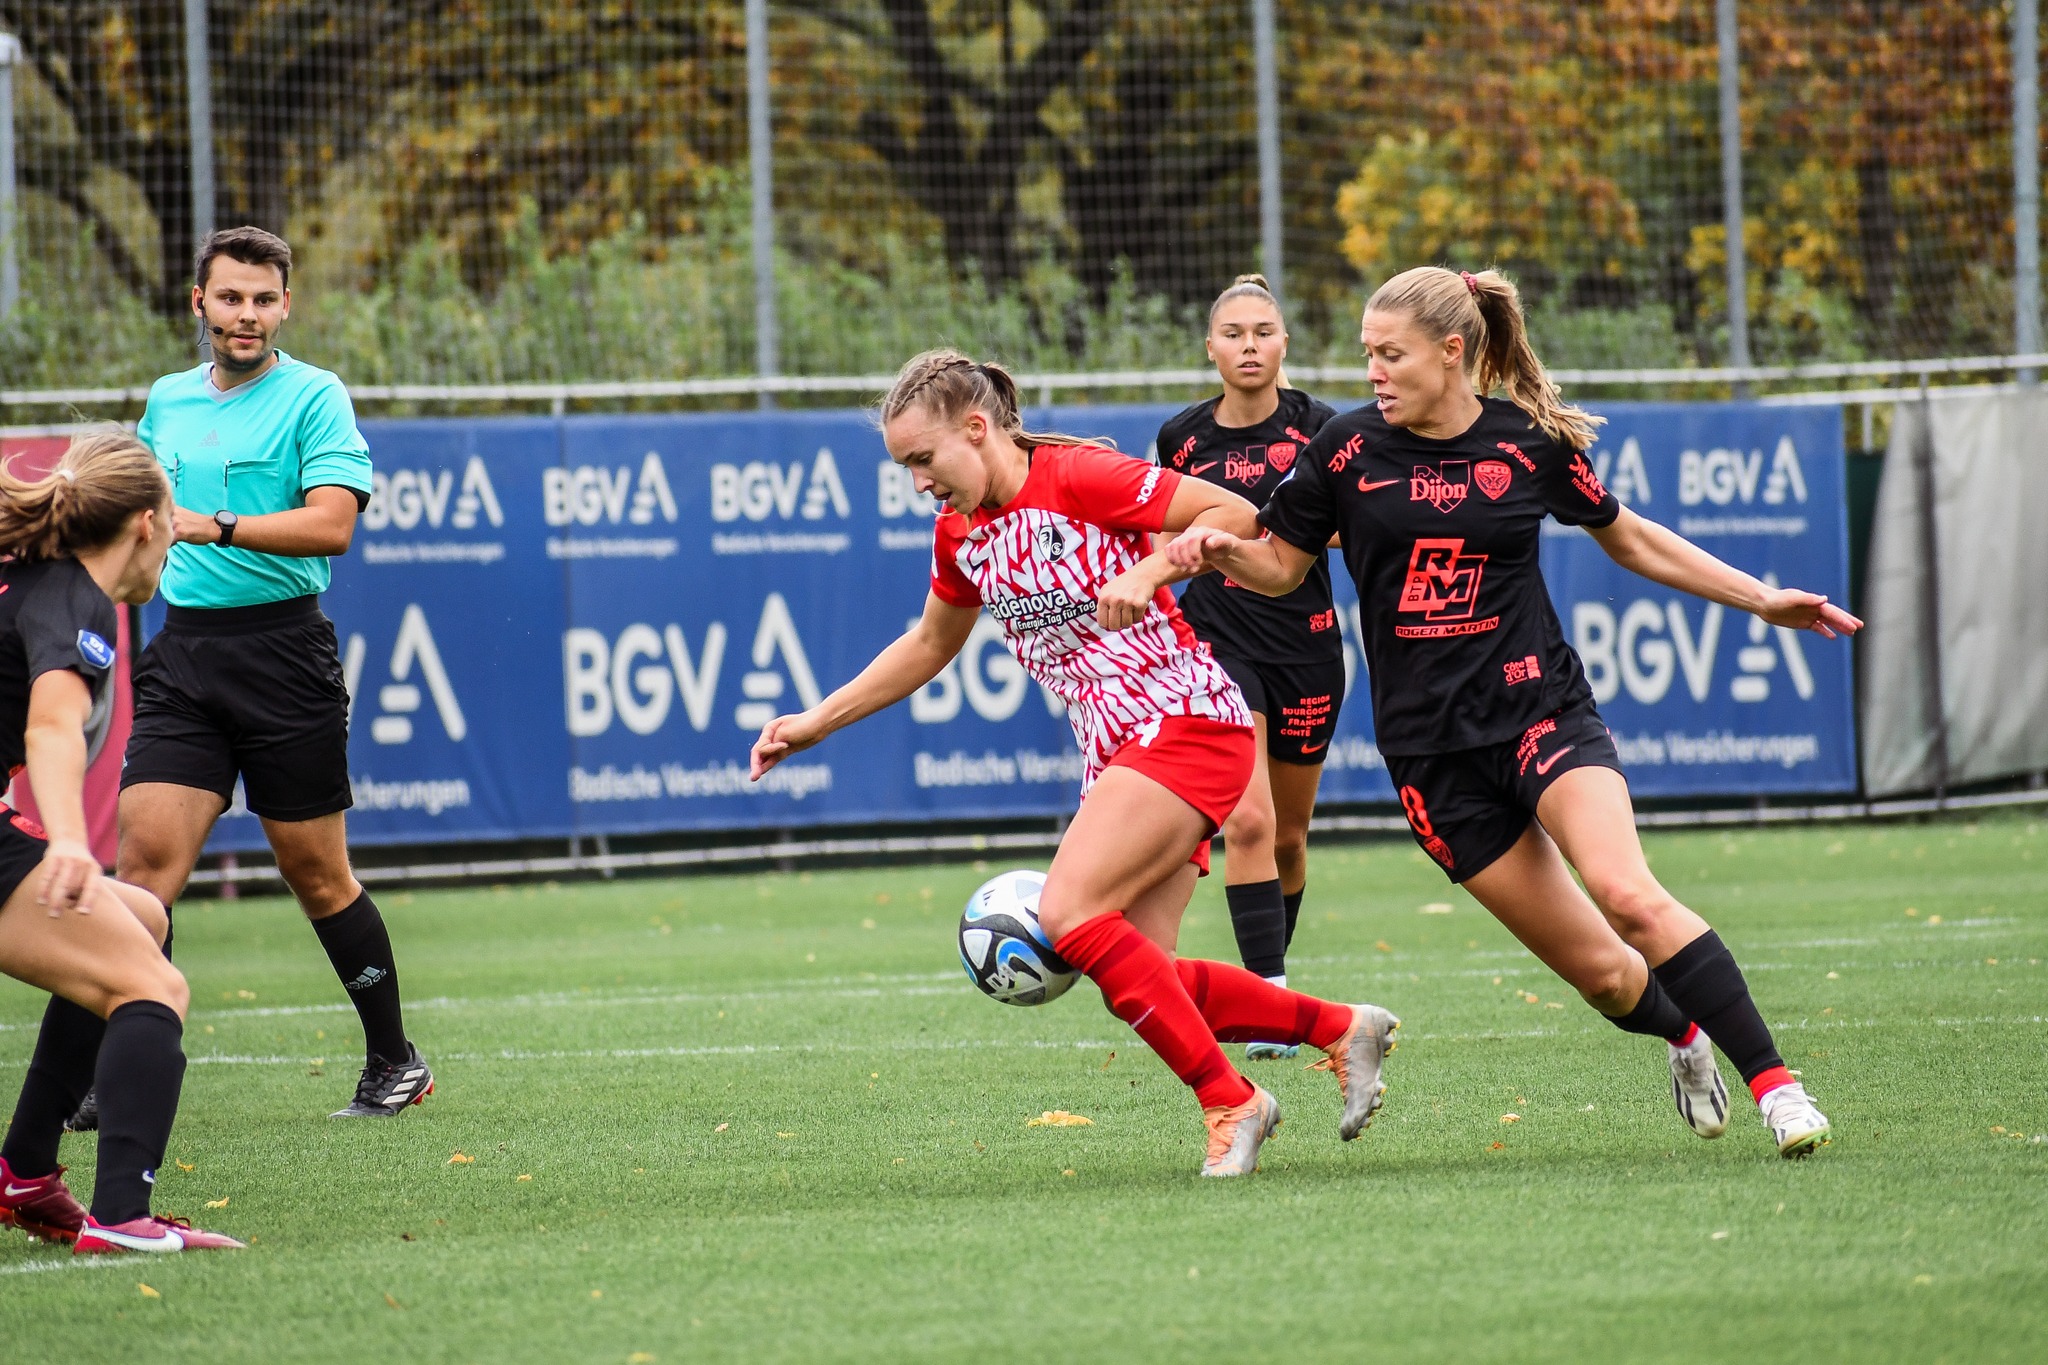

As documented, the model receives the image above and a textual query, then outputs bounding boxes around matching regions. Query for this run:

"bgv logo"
[365,457,504,531]
[544,452,677,527]
[711,448,850,523]
[1678,437,1807,506]
[342,605,467,745]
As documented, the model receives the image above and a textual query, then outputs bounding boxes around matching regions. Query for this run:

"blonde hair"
[1365,266,1603,451]
[0,427,170,561]
[878,350,1108,450]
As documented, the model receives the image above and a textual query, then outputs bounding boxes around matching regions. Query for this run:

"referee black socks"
[1226,879,1290,980]
[90,1000,186,1226]
[1282,886,1305,949]
[1,995,105,1178]
[1602,971,1692,1042]
[312,890,410,1064]
[1651,930,1785,1083]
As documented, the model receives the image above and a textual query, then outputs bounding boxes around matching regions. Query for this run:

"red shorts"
[1103,715,1257,875]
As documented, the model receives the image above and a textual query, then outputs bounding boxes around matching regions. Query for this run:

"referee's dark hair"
[0,429,171,561]
[195,225,293,292]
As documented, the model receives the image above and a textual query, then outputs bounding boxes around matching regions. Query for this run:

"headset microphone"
[209,324,227,336]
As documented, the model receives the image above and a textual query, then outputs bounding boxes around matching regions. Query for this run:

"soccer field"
[1,816,2043,1363]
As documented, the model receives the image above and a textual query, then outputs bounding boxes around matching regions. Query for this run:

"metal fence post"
[0,32,19,325]
[2016,0,2041,383]
[746,0,779,409]
[1716,0,1751,389]
[1251,0,1283,305]
[184,0,215,246]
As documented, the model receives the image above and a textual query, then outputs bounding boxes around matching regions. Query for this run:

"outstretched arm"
[1095,479,1262,629]
[1587,505,1862,638]
[750,593,980,778]
[1160,524,1319,599]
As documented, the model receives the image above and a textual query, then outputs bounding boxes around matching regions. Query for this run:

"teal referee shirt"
[136,351,373,609]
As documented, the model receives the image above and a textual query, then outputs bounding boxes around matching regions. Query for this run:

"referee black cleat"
[331,1044,434,1118]
[62,1088,99,1134]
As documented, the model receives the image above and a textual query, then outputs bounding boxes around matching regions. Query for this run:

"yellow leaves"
[1488,1141,1506,1151]
[205,1196,229,1209]
[713,1123,729,1133]
[776,1132,795,1139]
[1027,1111,1092,1128]
[517,1174,533,1182]
[384,1293,406,1311]
[175,1160,194,1173]
[1912,1275,1934,1287]
[590,1289,604,1300]
[1099,1052,1116,1070]
[1518,990,1543,1005]
[629,1354,657,1363]
[1710,1230,1730,1241]
[1500,1113,1521,1124]
[236,989,256,1000]
[1060,1169,1076,1177]
[1374,940,1393,954]
[860,918,877,930]
[1186,1266,1200,1280]
[1544,1002,1565,1010]
[1926,914,1943,926]
[138,1283,161,1299]
[447,1152,474,1165]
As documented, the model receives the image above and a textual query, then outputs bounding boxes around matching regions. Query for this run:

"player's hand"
[171,505,221,544]
[750,711,827,779]
[35,838,103,917]
[1095,568,1158,631]
[1163,526,1241,574]
[1756,588,1862,639]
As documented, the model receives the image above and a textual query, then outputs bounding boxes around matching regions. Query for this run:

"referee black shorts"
[121,595,354,823]
[1382,696,1623,884]
[0,806,51,905]
[1210,651,1345,765]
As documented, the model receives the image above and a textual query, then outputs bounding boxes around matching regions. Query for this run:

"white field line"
[0,1255,124,1278]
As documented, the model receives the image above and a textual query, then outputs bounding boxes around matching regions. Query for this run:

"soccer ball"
[957,870,1078,1006]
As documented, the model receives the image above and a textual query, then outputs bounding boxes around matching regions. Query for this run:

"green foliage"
[0,817,2043,1361]
[0,230,192,390]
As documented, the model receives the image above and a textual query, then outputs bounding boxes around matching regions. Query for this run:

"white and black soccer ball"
[957,870,1078,1007]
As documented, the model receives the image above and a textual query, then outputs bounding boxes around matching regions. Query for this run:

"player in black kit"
[0,430,241,1251]
[1155,275,1341,1060]
[1168,266,1859,1158]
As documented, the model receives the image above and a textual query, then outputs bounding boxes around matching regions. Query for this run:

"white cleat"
[1200,1085,1281,1178]
[1668,1030,1730,1138]
[1314,1004,1401,1141]
[1758,1081,1831,1158]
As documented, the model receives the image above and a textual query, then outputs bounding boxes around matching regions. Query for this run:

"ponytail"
[0,427,170,561]
[878,349,1113,452]
[1364,266,1604,451]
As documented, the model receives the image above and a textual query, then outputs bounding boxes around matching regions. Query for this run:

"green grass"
[2,815,2045,1363]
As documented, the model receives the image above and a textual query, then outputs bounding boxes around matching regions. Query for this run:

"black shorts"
[1211,651,1345,765]
[1383,697,1623,884]
[0,806,49,905]
[121,596,353,823]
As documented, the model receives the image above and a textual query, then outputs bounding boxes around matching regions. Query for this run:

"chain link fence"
[1,1,2043,402]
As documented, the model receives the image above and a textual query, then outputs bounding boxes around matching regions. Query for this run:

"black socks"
[1603,971,1692,1042]
[160,902,173,961]
[1651,930,1786,1083]
[1,996,106,1178]
[1282,887,1304,949]
[1225,879,1289,979]
[90,1000,186,1226]
[311,890,409,1063]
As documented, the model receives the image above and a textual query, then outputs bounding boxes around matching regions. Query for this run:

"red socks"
[1053,914,1254,1111]
[1747,1064,1797,1104]
[1176,958,1353,1050]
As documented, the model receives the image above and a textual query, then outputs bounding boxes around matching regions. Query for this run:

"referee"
[115,227,431,1119]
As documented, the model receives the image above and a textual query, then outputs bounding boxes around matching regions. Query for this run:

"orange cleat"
[1312,1004,1401,1140]
[1200,1084,1281,1177]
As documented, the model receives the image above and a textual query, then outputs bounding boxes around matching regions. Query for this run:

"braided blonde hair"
[878,350,1110,451]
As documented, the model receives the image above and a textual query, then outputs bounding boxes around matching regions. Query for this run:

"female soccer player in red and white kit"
[750,350,1400,1176]
[1170,268,1857,1158]
[1155,275,1342,1060]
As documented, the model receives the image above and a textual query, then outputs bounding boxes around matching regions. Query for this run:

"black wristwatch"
[213,510,239,548]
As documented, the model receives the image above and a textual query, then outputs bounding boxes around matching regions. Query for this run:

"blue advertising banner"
[196,399,1852,851]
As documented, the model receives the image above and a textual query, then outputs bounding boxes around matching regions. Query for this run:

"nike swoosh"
[1300,740,1329,753]
[4,1182,42,1197]
[1359,477,1401,492]
[1534,745,1575,776]
[87,1224,185,1251]
[1191,461,1219,476]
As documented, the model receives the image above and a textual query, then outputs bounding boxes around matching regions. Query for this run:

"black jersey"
[1259,396,1620,756]
[0,559,119,776]
[1157,388,1341,663]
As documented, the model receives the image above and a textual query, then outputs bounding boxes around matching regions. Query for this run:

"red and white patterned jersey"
[929,444,1252,790]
